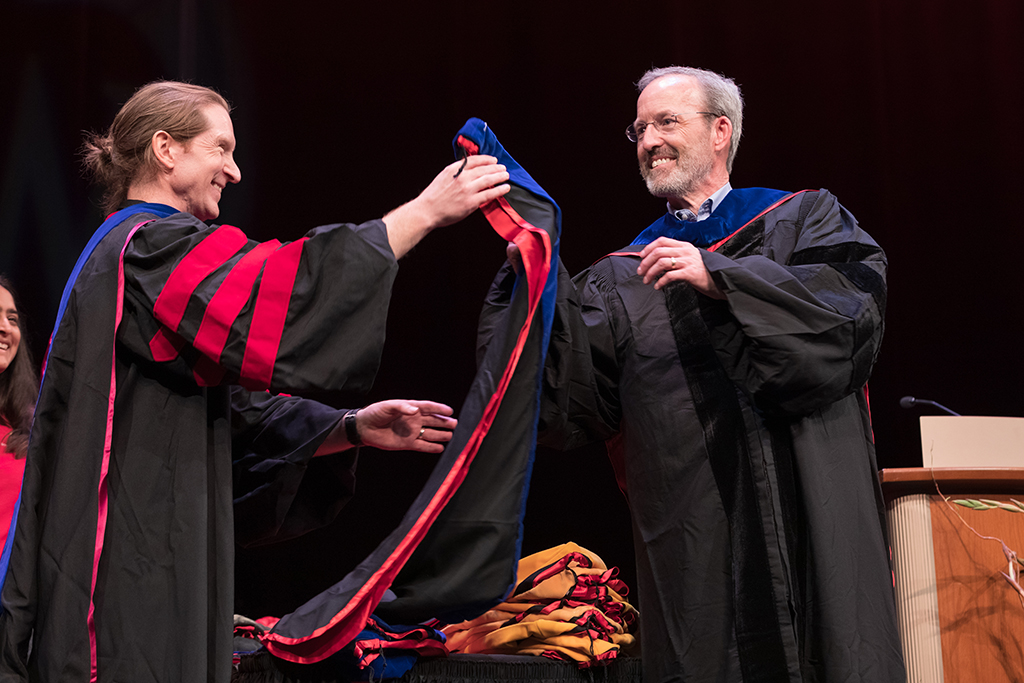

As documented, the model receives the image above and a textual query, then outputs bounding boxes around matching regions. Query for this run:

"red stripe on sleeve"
[193,239,281,364]
[148,327,185,362]
[239,238,307,390]
[152,225,248,331]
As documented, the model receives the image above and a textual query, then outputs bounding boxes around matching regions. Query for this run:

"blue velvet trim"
[631,187,789,247]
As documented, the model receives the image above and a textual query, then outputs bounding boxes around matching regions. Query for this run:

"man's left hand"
[637,237,724,299]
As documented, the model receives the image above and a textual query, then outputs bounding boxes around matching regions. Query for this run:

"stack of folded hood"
[442,543,637,667]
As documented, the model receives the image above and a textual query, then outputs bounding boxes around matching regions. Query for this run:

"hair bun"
[98,136,114,161]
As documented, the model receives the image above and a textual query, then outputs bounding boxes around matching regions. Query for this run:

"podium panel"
[882,468,1024,683]
[919,416,1024,468]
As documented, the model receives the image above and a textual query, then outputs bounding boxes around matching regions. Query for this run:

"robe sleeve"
[230,386,357,547]
[699,190,886,416]
[118,214,398,395]
[478,258,621,450]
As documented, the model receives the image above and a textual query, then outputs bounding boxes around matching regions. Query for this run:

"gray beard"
[640,151,715,201]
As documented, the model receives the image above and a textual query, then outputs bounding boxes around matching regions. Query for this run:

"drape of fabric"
[235,615,445,682]
[253,118,562,668]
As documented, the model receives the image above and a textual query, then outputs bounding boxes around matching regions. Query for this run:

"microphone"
[899,396,961,416]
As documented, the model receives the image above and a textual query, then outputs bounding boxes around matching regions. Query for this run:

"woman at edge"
[0,276,38,550]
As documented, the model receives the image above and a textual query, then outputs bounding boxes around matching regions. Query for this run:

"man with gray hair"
[492,66,905,681]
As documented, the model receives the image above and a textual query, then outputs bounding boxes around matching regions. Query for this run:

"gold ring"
[418,427,426,439]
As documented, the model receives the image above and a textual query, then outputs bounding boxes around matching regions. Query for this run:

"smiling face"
[635,75,722,208]
[166,104,241,221]
[0,286,21,375]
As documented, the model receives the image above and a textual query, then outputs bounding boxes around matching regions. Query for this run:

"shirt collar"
[668,182,733,222]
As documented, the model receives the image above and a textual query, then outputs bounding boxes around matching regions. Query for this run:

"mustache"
[642,144,678,160]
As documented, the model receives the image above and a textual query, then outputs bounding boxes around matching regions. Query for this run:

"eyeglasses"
[626,112,719,143]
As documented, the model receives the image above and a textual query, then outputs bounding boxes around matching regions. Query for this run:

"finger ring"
[670,257,677,268]
[418,427,426,439]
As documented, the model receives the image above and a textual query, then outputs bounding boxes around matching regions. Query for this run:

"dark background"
[1,0,1021,617]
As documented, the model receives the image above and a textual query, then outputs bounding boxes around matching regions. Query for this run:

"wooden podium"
[881,468,1024,683]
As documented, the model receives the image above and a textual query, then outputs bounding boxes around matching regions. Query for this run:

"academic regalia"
[482,188,905,682]
[0,204,397,682]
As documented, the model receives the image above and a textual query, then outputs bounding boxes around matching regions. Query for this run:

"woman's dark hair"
[81,80,231,215]
[0,275,39,458]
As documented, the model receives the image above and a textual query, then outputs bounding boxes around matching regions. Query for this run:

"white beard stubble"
[640,144,716,200]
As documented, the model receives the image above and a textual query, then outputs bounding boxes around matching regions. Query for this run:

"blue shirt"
[668,182,733,222]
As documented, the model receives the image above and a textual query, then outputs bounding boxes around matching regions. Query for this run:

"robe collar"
[632,187,790,248]
[49,203,180,356]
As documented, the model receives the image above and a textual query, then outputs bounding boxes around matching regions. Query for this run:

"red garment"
[0,425,25,548]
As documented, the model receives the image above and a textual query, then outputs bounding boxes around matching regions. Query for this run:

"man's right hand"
[636,237,724,298]
[383,156,510,259]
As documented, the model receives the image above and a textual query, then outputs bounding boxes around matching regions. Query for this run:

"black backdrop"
[1,0,1021,618]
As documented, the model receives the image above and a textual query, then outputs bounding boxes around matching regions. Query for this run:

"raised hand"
[382,156,511,259]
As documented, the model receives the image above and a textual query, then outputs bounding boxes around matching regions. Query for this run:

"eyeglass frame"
[626,111,722,143]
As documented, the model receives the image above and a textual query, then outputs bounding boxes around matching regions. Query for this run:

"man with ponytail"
[0,81,509,682]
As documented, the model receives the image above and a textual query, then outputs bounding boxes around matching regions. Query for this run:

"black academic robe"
[484,189,905,682]
[0,206,397,682]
